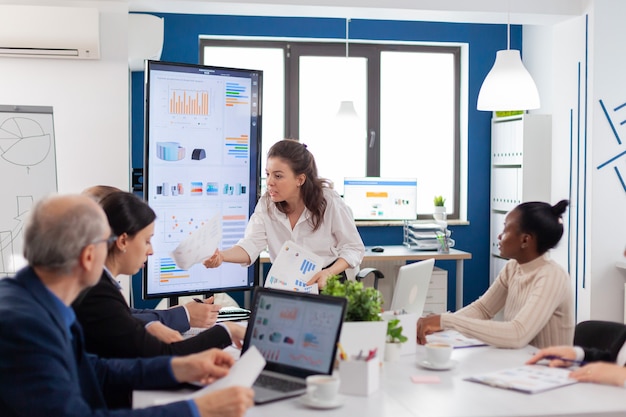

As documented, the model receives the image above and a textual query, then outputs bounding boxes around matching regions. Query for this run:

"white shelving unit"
[489,114,552,284]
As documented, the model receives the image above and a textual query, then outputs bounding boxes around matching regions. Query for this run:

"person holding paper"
[527,344,626,387]
[417,200,574,349]
[72,192,245,369]
[203,139,365,288]
[83,185,220,336]
[0,194,254,417]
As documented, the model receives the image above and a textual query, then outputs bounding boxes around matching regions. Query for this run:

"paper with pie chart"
[170,213,222,270]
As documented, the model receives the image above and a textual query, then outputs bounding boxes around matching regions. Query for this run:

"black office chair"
[355,267,385,290]
[573,320,626,362]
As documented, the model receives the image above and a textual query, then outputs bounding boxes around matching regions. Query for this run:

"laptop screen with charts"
[242,288,347,404]
[389,258,435,315]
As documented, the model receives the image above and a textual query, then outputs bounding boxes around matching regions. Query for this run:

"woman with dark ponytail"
[417,200,573,349]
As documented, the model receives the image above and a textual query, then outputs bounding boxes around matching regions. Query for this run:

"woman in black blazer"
[72,191,245,360]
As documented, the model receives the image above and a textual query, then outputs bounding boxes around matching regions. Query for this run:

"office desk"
[134,345,626,417]
[260,246,472,310]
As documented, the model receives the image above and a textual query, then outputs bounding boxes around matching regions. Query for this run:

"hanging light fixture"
[335,18,360,121]
[477,8,540,111]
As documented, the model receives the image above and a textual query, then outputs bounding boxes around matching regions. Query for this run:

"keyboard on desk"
[254,373,306,393]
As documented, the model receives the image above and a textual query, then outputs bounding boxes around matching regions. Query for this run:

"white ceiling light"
[477,9,540,111]
[335,18,360,121]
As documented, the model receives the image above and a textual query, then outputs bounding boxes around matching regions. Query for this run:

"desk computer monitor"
[143,60,262,300]
[343,177,417,220]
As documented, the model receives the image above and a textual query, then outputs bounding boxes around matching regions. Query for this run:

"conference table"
[134,344,626,417]
[260,246,472,310]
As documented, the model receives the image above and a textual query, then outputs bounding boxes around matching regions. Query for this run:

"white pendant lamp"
[335,18,360,120]
[477,13,540,111]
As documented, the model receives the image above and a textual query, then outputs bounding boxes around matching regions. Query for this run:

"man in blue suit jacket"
[0,194,253,417]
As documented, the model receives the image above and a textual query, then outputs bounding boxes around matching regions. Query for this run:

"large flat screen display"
[143,60,262,299]
[343,177,417,220]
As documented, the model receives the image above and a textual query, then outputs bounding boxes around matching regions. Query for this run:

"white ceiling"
[77,0,586,25]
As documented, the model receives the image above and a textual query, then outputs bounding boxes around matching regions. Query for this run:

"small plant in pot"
[321,275,383,322]
[384,318,408,361]
[433,195,447,221]
[322,275,386,361]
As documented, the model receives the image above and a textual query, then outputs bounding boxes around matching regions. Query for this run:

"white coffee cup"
[425,342,453,366]
[306,375,340,403]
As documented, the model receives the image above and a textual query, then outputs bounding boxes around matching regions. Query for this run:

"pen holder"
[436,231,450,253]
[338,358,380,396]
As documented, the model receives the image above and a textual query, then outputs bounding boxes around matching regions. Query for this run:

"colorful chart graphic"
[225,82,249,107]
[158,257,190,282]
[299,259,316,275]
[279,308,298,320]
[288,353,322,367]
[170,89,209,115]
[190,182,203,195]
[303,333,320,348]
[163,213,211,242]
[224,136,249,160]
[206,182,219,196]
[156,142,186,161]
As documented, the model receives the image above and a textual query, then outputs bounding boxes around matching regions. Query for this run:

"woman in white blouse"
[203,139,365,288]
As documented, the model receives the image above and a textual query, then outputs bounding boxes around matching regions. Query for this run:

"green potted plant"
[384,318,408,361]
[322,276,386,361]
[433,195,447,221]
[321,275,382,322]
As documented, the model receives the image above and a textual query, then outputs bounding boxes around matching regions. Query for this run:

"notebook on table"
[389,258,435,315]
[242,287,347,404]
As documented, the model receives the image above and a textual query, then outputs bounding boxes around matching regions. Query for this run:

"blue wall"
[131,14,521,310]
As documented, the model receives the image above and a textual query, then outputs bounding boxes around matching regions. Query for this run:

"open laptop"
[241,287,347,404]
[389,258,435,315]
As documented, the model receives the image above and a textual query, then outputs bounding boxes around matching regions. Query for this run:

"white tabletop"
[134,345,626,417]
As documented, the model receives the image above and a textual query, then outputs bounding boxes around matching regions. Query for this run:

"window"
[201,39,460,218]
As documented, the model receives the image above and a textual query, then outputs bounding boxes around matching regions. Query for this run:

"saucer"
[418,359,458,371]
[299,394,345,409]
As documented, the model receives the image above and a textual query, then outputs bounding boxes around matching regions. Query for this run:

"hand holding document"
[264,240,321,294]
[152,346,266,405]
[171,214,222,270]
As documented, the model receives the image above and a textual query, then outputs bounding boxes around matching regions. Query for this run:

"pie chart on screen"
[0,117,51,166]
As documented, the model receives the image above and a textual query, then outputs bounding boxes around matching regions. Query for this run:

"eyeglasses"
[91,234,118,247]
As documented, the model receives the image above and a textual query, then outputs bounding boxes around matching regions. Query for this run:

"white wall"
[586,0,626,321]
[526,0,626,322]
[0,1,130,193]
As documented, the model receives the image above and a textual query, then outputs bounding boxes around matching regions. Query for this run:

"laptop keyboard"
[255,374,306,393]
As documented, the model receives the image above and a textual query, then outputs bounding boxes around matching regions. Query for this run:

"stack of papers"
[465,365,578,394]
[405,223,455,250]
[217,306,251,322]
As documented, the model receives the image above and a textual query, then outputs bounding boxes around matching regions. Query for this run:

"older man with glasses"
[0,194,253,417]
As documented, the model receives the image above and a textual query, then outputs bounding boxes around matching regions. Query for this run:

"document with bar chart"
[144,61,262,299]
[264,240,321,294]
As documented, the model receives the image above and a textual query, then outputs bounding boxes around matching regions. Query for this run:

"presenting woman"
[417,200,573,349]
[203,139,365,288]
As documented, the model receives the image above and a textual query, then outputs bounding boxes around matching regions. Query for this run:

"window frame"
[200,38,461,219]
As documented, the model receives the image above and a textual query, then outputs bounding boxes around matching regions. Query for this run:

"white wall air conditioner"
[0,5,100,59]
[128,14,164,71]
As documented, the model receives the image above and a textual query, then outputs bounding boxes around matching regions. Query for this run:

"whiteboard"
[0,105,57,277]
